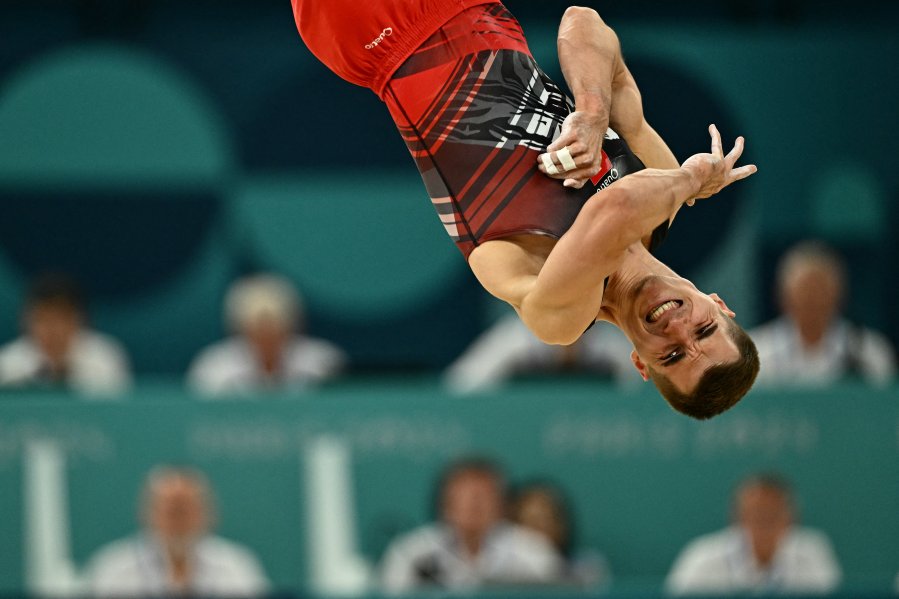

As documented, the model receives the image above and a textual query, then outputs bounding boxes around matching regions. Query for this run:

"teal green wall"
[0,383,897,593]
[0,24,896,372]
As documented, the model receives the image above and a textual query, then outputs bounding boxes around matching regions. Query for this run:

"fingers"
[729,163,758,182]
[557,147,578,171]
[563,178,588,189]
[545,131,575,153]
[709,124,723,157]
[725,136,745,167]
[537,144,597,178]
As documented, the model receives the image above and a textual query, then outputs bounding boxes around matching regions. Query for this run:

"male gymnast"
[290,1,760,418]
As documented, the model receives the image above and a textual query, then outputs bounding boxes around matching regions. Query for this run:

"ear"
[709,293,736,318]
[630,350,651,382]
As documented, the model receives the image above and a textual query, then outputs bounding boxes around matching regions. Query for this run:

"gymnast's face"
[622,275,739,394]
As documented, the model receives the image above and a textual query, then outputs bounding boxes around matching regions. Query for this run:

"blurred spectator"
[0,273,130,396]
[380,458,562,593]
[85,465,269,597]
[751,240,896,386]
[665,473,841,594]
[444,315,638,393]
[508,481,611,589]
[187,273,347,396]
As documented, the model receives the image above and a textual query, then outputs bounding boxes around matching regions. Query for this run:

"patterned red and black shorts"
[383,3,598,259]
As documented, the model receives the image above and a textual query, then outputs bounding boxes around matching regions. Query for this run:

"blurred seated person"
[751,240,896,386]
[86,465,269,597]
[187,273,347,396]
[444,314,638,393]
[665,473,841,594]
[508,481,611,589]
[0,273,131,396]
[380,457,562,593]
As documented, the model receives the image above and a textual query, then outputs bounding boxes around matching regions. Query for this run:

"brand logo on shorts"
[590,151,617,188]
[365,28,393,50]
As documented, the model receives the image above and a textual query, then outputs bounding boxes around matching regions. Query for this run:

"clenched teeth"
[647,300,680,323]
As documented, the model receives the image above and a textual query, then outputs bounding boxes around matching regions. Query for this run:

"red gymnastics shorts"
[383,3,604,260]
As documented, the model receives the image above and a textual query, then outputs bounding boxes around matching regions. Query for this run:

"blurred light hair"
[776,240,846,297]
[224,273,303,333]
[139,464,215,520]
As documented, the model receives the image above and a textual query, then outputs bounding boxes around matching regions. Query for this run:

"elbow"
[530,322,584,348]
[520,303,591,347]
[561,6,617,43]
[562,6,603,26]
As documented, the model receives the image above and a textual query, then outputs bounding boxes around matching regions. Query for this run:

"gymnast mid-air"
[290,0,760,418]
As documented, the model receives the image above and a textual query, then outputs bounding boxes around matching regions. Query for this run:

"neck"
[598,243,678,326]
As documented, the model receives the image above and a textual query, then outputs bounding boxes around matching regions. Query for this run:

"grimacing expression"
[624,276,740,394]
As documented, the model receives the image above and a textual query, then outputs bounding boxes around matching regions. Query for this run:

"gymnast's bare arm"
[539,6,679,184]
[469,127,756,345]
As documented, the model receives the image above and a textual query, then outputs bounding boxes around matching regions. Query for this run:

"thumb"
[563,178,587,189]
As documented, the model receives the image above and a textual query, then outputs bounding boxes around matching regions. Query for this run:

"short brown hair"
[650,319,759,420]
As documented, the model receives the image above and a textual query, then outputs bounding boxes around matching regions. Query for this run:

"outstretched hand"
[681,124,757,205]
[536,110,608,189]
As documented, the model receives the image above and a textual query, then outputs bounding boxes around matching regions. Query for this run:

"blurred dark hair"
[507,479,575,556]
[735,472,794,503]
[25,273,86,314]
[431,456,504,518]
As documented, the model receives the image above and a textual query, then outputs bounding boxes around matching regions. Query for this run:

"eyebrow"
[660,323,720,368]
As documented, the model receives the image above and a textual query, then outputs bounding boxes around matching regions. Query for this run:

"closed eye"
[698,323,718,340]
[660,349,685,367]
[659,323,719,367]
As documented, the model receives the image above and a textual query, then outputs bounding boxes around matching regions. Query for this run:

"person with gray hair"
[665,473,841,594]
[187,273,347,396]
[85,466,269,597]
[750,240,896,386]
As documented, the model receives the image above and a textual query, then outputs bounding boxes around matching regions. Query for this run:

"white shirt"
[665,526,841,595]
[750,317,896,387]
[0,331,131,397]
[86,534,269,597]
[187,336,346,397]
[443,315,640,393]
[380,522,563,593]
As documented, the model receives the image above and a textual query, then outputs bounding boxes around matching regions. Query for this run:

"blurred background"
[0,0,897,597]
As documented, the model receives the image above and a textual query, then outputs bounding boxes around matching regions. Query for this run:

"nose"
[663,312,690,337]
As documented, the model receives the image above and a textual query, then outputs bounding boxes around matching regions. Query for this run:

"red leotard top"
[291,0,497,99]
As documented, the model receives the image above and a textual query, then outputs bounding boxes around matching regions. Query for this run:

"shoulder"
[198,536,270,589]
[0,337,37,362]
[188,338,250,374]
[785,527,836,552]
[675,527,739,561]
[77,330,128,355]
[385,523,445,553]
[289,336,346,361]
[200,535,265,566]
[494,523,561,561]
[86,536,142,577]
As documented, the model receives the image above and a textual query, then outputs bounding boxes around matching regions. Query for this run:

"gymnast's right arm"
[474,127,755,345]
